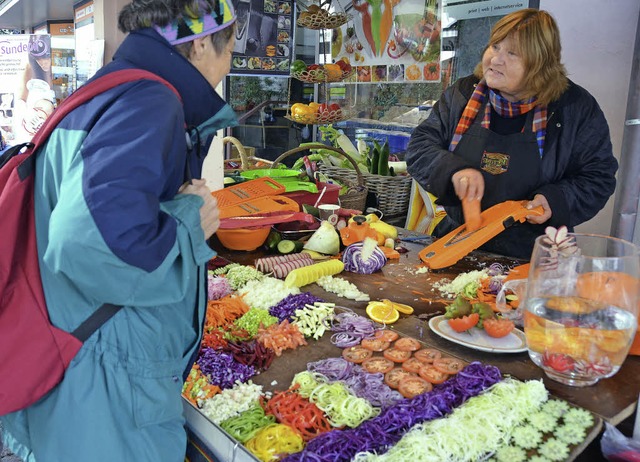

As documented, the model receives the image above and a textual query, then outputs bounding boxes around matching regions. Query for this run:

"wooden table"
[210,230,639,460]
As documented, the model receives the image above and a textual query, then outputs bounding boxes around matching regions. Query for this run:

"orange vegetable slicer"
[418,200,544,269]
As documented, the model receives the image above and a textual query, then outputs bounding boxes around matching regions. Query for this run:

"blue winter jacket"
[1,29,236,462]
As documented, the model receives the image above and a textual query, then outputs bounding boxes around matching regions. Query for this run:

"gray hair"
[118,0,234,57]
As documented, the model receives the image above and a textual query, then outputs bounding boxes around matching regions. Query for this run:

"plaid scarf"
[449,80,548,157]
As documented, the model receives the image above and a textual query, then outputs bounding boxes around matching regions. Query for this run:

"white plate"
[428,315,527,353]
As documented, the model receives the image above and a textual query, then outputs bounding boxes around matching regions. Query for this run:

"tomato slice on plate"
[401,357,424,374]
[383,347,412,363]
[384,367,415,389]
[433,357,466,374]
[413,348,442,364]
[418,365,449,384]
[361,356,395,374]
[374,329,399,342]
[361,338,391,352]
[342,345,373,363]
[394,337,422,352]
[398,376,433,399]
[447,313,480,332]
[483,317,515,338]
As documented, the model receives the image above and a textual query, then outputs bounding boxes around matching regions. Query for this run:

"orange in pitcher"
[576,271,640,356]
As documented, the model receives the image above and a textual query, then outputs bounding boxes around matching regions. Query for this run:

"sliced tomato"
[384,367,415,389]
[483,317,515,338]
[413,348,442,364]
[447,313,480,332]
[418,365,449,384]
[383,347,412,363]
[401,357,424,374]
[374,329,399,342]
[433,357,466,375]
[342,345,373,363]
[398,376,433,399]
[394,337,422,352]
[361,356,395,374]
[361,337,391,352]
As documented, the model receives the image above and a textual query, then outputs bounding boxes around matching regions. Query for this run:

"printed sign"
[0,34,54,145]
[331,0,442,83]
[230,0,294,75]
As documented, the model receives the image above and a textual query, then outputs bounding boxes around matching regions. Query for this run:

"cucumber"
[377,141,390,176]
[277,239,304,254]
[265,230,282,252]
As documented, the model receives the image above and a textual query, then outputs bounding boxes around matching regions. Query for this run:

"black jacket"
[406,75,618,258]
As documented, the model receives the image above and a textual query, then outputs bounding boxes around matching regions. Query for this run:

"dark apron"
[437,103,547,259]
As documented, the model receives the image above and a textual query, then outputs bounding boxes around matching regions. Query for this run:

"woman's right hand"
[452,168,484,201]
[178,179,220,239]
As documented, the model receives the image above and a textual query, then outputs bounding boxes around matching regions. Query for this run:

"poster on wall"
[331,0,441,83]
[230,0,294,75]
[0,34,55,146]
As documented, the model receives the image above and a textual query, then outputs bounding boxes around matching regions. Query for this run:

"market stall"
[181,225,639,462]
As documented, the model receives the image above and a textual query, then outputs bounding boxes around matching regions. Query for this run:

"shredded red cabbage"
[196,347,255,390]
[269,292,324,322]
[281,362,503,462]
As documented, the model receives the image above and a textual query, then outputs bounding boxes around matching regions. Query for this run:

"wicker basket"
[272,144,368,212]
[223,136,272,174]
[318,165,412,224]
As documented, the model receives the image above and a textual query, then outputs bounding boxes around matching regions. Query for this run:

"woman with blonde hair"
[406,9,617,258]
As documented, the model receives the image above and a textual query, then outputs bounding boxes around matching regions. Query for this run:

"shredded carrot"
[205,295,250,331]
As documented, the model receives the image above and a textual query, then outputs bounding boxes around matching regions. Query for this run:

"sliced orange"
[366,301,399,324]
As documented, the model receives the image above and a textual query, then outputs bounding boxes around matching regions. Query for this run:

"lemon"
[381,299,414,315]
[366,301,399,324]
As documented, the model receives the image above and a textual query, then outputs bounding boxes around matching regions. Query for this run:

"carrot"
[205,295,250,330]
[462,197,482,232]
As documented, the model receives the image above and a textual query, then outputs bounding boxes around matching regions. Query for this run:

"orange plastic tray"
[212,177,286,209]
[219,195,300,219]
[418,200,543,269]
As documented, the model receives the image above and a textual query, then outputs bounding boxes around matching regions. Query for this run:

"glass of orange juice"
[523,230,639,387]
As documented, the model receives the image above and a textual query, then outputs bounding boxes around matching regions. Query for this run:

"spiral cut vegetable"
[219,404,276,443]
[245,423,305,462]
[284,260,345,288]
[291,371,379,428]
[265,388,333,441]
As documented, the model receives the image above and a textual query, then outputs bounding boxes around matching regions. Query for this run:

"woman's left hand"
[526,194,552,224]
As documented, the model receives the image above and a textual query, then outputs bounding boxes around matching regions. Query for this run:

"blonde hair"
[474,9,568,105]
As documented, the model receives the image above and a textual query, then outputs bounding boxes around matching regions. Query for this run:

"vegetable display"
[183,257,596,462]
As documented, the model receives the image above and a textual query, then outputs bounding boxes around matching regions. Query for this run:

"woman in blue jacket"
[1,0,237,460]
[406,9,618,259]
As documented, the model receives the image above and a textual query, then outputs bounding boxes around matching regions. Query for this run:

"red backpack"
[0,69,180,415]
